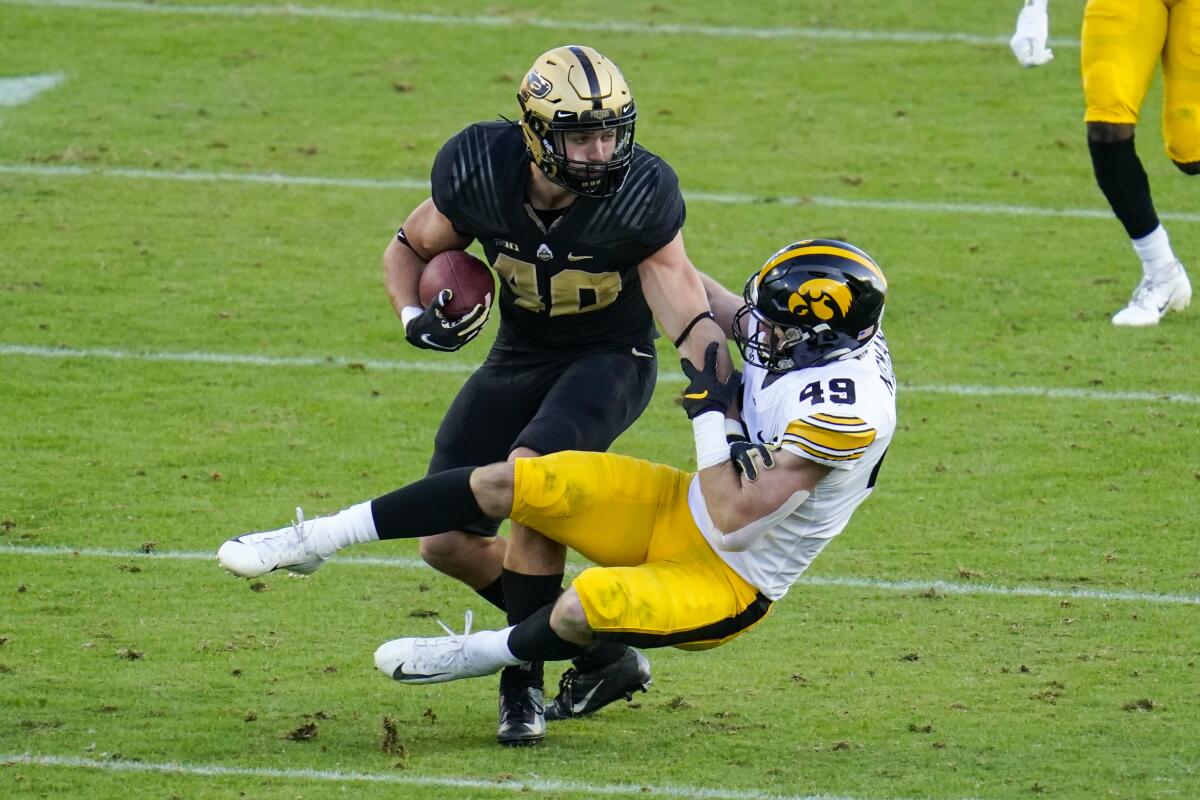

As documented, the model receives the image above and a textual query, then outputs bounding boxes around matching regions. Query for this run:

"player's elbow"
[708,499,761,536]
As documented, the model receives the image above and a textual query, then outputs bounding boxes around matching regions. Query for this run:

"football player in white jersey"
[218,239,895,741]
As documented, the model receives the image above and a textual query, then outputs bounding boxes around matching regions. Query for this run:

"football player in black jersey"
[219,45,729,746]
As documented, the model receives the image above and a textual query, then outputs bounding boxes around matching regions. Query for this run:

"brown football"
[418,250,495,319]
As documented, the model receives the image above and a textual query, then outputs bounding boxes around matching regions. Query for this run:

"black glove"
[679,341,740,419]
[404,289,490,352]
[728,435,776,482]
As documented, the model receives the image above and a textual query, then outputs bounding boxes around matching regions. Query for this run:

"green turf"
[2,1,1198,799]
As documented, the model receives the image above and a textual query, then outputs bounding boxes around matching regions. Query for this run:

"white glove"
[1010,0,1053,67]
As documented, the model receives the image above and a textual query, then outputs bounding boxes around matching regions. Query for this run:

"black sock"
[572,639,628,671]
[475,575,506,612]
[507,603,586,662]
[499,569,563,688]
[1088,136,1160,239]
[501,569,563,625]
[369,467,486,540]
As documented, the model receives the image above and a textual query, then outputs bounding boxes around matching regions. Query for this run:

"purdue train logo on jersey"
[788,279,853,322]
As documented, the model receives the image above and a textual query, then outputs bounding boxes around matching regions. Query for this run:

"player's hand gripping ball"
[406,251,495,351]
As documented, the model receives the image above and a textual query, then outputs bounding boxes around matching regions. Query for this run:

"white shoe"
[374,611,506,684]
[1111,262,1192,327]
[217,507,329,578]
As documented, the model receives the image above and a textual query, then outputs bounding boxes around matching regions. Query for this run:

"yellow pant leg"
[1163,0,1200,162]
[573,552,771,651]
[1082,0,1169,124]
[510,451,686,567]
[569,470,768,650]
[511,450,769,650]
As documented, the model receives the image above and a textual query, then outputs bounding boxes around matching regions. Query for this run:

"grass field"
[2,1,1198,798]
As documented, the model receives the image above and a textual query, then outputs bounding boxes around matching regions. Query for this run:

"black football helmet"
[733,239,887,372]
[517,45,637,198]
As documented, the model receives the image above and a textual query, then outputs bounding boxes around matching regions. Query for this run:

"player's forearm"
[382,239,426,319]
[674,318,732,377]
[697,271,742,338]
[691,411,756,532]
[696,461,756,533]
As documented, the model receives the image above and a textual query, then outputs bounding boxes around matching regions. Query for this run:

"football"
[418,250,495,319]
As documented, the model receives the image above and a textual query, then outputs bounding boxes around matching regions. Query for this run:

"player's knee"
[1172,159,1200,176]
[468,462,515,518]
[550,588,593,645]
[1086,122,1134,145]
[418,532,473,574]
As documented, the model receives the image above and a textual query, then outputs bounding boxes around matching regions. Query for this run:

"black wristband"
[395,226,416,251]
[673,311,715,348]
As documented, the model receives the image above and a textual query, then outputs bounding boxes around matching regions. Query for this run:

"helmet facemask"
[522,110,636,197]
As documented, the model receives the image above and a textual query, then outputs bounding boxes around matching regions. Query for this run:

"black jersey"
[430,121,686,353]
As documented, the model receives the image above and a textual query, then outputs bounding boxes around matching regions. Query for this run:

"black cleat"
[497,684,546,746]
[545,647,651,721]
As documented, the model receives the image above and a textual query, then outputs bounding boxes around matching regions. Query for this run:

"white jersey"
[687,332,897,600]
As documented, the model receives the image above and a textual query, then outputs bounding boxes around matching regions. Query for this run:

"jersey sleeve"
[429,125,510,238]
[780,412,878,470]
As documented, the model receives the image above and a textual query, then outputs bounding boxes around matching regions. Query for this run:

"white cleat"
[1111,262,1192,327]
[374,611,505,685]
[217,507,328,578]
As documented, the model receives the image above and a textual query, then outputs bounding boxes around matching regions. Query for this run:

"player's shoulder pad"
[579,144,684,243]
[431,121,523,233]
[776,362,891,468]
[780,409,878,468]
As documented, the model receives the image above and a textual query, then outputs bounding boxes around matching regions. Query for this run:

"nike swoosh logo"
[571,682,604,714]
[631,347,654,359]
[567,253,593,261]
[419,334,454,351]
[683,390,709,400]
[392,662,448,681]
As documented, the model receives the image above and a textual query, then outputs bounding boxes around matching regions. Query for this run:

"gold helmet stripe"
[567,45,603,106]
[757,244,887,287]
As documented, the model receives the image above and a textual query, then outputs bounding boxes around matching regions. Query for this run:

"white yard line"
[3,544,1198,607]
[0,753,959,800]
[0,73,64,107]
[3,343,1198,405]
[2,0,1078,49]
[5,163,1196,223]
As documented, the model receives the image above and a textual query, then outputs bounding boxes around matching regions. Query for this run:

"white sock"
[309,501,378,556]
[1131,225,1178,280]
[463,626,523,671]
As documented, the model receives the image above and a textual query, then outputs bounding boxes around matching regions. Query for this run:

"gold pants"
[1082,0,1200,162]
[512,451,770,650]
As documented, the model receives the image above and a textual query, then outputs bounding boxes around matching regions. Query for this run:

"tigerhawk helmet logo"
[788,278,853,321]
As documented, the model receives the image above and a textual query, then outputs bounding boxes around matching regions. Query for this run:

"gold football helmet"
[517,45,637,198]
